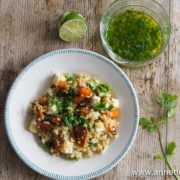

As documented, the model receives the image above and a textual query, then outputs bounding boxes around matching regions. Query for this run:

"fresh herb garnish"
[96,101,113,111]
[62,112,88,128]
[154,154,164,160]
[67,157,78,161]
[65,73,74,81]
[139,117,157,133]
[89,81,111,94]
[88,142,94,147]
[49,96,63,112]
[96,84,110,93]
[165,141,177,157]
[139,92,179,180]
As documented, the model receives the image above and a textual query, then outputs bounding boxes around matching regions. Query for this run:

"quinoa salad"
[28,73,120,160]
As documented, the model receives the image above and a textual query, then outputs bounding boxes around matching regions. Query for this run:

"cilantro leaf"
[165,141,177,157]
[139,117,157,132]
[140,92,179,180]
[160,115,168,124]
[157,93,177,111]
[157,93,177,124]
[154,154,164,160]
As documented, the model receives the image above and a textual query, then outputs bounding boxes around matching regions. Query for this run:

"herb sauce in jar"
[105,10,163,61]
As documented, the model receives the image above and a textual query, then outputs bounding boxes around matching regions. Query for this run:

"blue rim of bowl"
[4,49,139,180]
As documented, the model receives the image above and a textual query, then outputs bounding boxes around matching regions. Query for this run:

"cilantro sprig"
[139,92,179,180]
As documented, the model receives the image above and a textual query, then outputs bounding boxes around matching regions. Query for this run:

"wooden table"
[1,0,180,179]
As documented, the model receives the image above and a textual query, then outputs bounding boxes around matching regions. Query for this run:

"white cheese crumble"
[87,111,100,120]
[78,81,86,87]
[53,128,59,136]
[91,95,101,106]
[53,73,66,85]
[29,119,38,133]
[61,142,74,154]
[95,121,105,132]
[112,98,120,108]
[48,104,58,115]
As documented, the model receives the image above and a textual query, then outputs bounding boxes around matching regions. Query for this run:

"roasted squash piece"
[74,126,89,147]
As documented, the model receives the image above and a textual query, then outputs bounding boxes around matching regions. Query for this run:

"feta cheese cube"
[91,95,101,106]
[112,98,120,108]
[61,142,74,154]
[48,104,58,115]
[95,121,105,132]
[53,73,66,85]
[87,111,100,120]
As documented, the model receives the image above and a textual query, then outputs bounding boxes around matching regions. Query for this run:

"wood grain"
[0,0,179,180]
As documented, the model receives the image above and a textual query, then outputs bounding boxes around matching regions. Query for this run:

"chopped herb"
[65,73,74,81]
[88,142,94,147]
[89,81,111,94]
[88,121,95,131]
[96,102,113,111]
[67,157,78,161]
[107,104,114,110]
[89,81,99,90]
[96,84,110,93]
[49,96,63,112]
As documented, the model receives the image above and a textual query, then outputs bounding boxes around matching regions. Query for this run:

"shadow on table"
[0,60,50,179]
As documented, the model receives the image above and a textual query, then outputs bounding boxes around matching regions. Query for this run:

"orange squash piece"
[38,96,48,105]
[79,107,90,115]
[74,126,89,147]
[110,108,120,118]
[78,86,92,97]
[73,96,85,104]
[56,81,69,90]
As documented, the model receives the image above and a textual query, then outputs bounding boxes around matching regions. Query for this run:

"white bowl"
[5,49,139,180]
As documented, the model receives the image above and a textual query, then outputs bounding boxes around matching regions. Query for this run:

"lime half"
[57,11,87,42]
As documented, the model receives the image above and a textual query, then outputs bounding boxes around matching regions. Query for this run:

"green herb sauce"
[105,10,163,61]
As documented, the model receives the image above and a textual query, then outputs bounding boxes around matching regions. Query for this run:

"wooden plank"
[0,0,177,180]
[166,0,180,179]
[101,0,170,180]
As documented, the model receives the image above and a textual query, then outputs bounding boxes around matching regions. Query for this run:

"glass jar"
[100,0,171,68]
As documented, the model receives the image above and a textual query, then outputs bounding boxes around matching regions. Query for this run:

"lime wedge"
[60,11,85,24]
[57,11,87,42]
[59,19,87,42]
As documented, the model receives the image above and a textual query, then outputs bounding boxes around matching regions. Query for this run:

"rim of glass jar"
[100,0,171,67]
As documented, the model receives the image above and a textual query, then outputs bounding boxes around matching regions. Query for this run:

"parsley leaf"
[140,92,179,180]
[157,93,177,110]
[139,117,157,132]
[165,141,177,157]
[154,154,164,160]
[157,93,177,124]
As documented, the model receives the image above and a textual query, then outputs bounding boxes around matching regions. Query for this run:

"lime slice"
[60,11,85,24]
[57,11,87,42]
[59,19,87,42]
